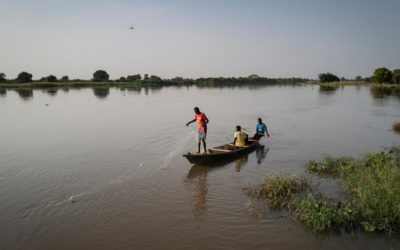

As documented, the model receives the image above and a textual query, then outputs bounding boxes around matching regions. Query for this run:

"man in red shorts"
[186,107,209,154]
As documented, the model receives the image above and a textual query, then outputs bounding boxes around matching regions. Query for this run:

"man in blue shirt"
[253,118,270,140]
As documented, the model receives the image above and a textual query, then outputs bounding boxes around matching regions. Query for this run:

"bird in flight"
[129,26,134,30]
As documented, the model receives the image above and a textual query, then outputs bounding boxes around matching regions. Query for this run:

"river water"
[0,85,399,249]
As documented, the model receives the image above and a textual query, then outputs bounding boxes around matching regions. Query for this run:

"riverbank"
[246,146,400,233]
[308,80,400,89]
[0,77,308,89]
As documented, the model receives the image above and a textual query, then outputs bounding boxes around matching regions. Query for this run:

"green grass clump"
[393,122,400,134]
[306,147,400,233]
[306,156,354,177]
[292,195,358,232]
[345,149,400,232]
[247,147,400,233]
[245,175,308,209]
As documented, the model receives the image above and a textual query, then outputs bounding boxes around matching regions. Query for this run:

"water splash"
[159,130,193,169]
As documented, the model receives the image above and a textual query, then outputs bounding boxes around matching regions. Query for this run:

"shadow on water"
[92,87,110,99]
[17,88,33,100]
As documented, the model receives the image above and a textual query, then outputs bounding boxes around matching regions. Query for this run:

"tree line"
[319,67,400,84]
[0,70,308,86]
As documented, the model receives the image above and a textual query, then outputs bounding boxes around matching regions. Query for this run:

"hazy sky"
[0,0,399,79]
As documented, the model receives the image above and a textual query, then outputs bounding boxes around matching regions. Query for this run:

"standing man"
[186,107,209,154]
[253,118,270,140]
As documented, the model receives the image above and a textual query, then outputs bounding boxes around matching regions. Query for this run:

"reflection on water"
[17,88,33,100]
[0,88,6,96]
[256,145,269,165]
[187,147,268,220]
[187,165,209,220]
[319,85,339,93]
[370,86,400,99]
[234,156,248,172]
[92,87,110,99]
[44,88,58,96]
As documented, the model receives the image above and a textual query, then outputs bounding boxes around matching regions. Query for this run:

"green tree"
[318,73,340,83]
[16,72,33,83]
[60,75,69,82]
[392,69,400,84]
[373,67,392,84]
[92,70,109,82]
[355,75,363,81]
[149,75,162,83]
[126,74,141,82]
[46,75,57,82]
[0,73,6,83]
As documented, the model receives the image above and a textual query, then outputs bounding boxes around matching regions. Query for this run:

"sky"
[0,0,399,80]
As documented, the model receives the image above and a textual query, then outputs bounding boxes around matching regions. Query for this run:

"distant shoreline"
[1,81,399,90]
[0,79,307,89]
[307,80,400,89]
[2,77,400,91]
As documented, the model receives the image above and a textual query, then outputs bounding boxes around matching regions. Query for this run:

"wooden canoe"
[182,139,259,164]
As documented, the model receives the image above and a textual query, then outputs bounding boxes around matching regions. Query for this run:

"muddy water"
[0,85,399,249]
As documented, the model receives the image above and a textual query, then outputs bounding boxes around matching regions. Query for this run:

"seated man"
[233,125,248,147]
[253,118,270,140]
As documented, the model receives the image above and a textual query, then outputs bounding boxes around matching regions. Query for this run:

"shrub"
[247,175,308,209]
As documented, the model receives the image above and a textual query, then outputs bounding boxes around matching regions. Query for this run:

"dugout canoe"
[182,139,259,164]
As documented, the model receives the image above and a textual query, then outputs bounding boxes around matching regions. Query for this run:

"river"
[0,85,399,249]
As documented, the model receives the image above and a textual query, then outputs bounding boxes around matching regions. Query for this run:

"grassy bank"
[308,81,400,89]
[0,77,307,90]
[247,146,400,233]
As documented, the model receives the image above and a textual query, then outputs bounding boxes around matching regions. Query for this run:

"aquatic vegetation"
[245,200,262,218]
[393,122,400,134]
[306,147,400,233]
[246,175,308,209]
[306,156,355,178]
[249,147,400,233]
[291,195,358,232]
